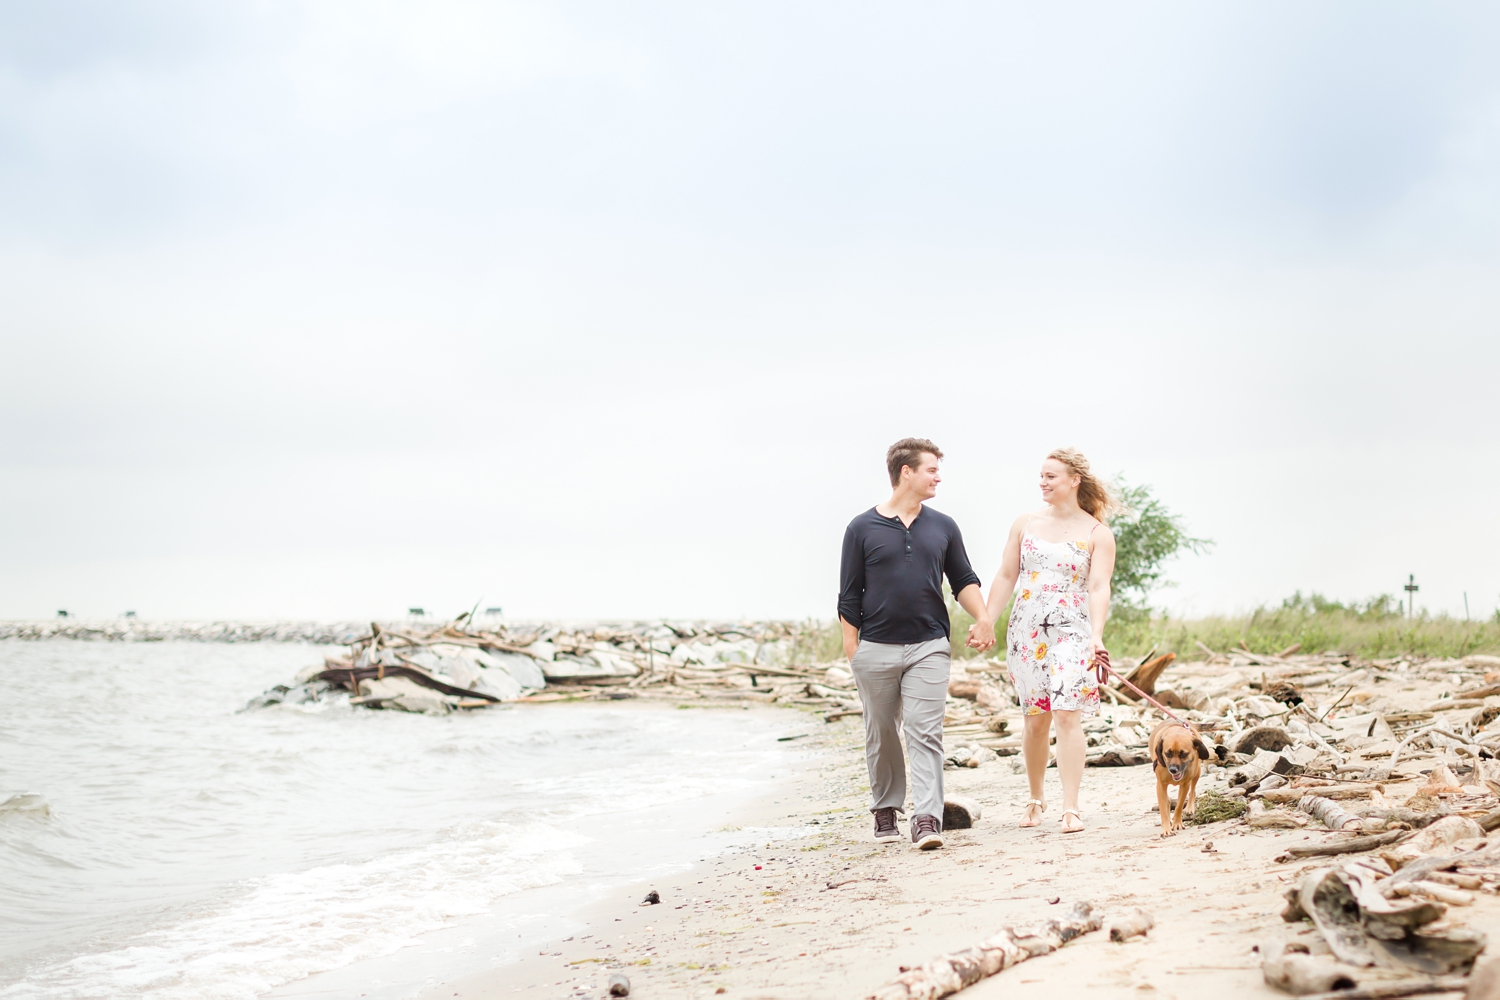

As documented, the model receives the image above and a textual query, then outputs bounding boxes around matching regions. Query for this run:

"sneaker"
[911,814,943,850]
[873,807,901,842]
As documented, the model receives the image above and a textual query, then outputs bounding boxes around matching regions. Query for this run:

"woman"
[984,448,1119,834]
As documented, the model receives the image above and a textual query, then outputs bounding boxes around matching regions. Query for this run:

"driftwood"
[1300,794,1363,831]
[1106,908,1154,942]
[1261,784,1377,804]
[315,665,502,702]
[1388,881,1473,906]
[866,901,1101,1000]
[1120,653,1176,699]
[1289,979,1467,1000]
[1261,939,1358,995]
[1249,799,1308,829]
[1296,864,1486,975]
[1277,828,1412,861]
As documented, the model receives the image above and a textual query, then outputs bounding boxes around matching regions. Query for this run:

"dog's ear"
[1153,745,1166,770]
[1192,737,1210,760]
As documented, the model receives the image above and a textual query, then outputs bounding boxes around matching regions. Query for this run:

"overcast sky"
[3,2,1499,623]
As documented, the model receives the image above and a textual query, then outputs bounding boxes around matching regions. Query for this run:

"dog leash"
[1093,649,1192,730]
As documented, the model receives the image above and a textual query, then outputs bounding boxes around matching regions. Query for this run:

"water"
[0,641,805,999]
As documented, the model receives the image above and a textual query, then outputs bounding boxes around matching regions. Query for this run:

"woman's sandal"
[1020,799,1046,828]
[1061,809,1084,834]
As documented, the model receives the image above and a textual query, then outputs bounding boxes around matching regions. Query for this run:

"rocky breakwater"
[242,618,852,715]
[0,619,372,643]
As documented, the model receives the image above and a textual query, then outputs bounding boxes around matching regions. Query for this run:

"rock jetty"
[0,620,372,643]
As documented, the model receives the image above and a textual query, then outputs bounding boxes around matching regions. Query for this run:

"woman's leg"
[1053,709,1085,831]
[1020,711,1051,825]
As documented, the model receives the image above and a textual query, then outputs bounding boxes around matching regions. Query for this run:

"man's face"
[903,453,941,499]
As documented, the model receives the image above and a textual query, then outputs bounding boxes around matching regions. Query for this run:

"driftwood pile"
[243,617,843,715]
[946,641,1500,998]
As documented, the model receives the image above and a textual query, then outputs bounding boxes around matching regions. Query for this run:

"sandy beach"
[413,712,1500,1000]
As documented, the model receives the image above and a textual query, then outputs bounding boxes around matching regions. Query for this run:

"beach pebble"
[641,890,660,905]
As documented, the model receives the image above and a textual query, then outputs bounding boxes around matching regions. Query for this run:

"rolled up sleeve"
[943,524,981,595]
[837,524,865,627]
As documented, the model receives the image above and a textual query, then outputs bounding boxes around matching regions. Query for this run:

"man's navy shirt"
[838,505,981,644]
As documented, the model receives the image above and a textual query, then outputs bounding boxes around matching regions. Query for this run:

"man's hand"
[966,618,996,652]
[840,617,861,663]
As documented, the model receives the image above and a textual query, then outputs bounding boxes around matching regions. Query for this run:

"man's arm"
[955,583,995,652]
[837,523,864,661]
[942,521,993,651]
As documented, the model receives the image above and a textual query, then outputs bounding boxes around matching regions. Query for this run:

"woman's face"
[1039,458,1080,506]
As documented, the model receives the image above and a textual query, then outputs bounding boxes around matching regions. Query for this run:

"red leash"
[1093,649,1192,730]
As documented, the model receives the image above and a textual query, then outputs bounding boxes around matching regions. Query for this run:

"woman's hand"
[1091,641,1110,684]
[966,620,996,652]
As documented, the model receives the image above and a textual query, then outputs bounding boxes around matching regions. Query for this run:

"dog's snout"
[1168,764,1185,777]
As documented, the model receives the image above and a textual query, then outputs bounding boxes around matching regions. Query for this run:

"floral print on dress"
[1007,529,1100,717]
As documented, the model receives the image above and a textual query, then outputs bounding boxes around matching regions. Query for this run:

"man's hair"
[885,437,943,487]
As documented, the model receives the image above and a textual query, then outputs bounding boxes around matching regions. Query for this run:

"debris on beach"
[866,899,1101,1000]
[937,644,1500,997]
[243,617,834,715]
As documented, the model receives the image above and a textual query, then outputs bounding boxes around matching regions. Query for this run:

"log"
[1260,940,1358,996]
[313,665,501,702]
[1455,682,1500,700]
[1300,794,1363,831]
[1260,785,1376,804]
[942,795,983,830]
[866,901,1101,1000]
[1390,881,1473,906]
[1478,807,1500,833]
[1276,828,1412,861]
[1289,979,1467,1000]
[1106,908,1154,942]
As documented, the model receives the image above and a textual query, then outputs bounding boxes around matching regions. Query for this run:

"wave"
[0,821,586,1000]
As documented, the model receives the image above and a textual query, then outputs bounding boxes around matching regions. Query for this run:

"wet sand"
[411,718,1500,1000]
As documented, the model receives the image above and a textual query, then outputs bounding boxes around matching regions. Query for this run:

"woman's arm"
[983,515,1029,624]
[1087,525,1117,654]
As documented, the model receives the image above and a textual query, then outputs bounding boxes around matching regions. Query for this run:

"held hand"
[966,620,996,653]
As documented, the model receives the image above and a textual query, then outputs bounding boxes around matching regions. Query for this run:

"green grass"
[1104,592,1500,660]
[801,591,1500,665]
[1105,609,1500,660]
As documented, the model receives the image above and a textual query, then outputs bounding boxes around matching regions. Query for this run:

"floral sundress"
[1006,526,1099,717]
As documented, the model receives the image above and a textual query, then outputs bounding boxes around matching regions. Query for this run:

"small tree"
[1107,480,1212,624]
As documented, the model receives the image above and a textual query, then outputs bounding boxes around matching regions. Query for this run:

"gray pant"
[850,637,950,823]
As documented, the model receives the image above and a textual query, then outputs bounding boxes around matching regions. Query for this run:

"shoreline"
[416,714,1500,1000]
[257,701,828,1000]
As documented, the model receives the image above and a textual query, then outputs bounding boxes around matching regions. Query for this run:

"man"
[838,438,995,850]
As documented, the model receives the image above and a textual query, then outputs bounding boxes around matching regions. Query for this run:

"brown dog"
[1148,720,1210,838]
